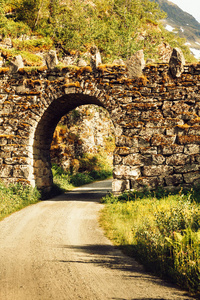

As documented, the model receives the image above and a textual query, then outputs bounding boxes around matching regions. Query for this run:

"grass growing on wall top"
[100,187,200,296]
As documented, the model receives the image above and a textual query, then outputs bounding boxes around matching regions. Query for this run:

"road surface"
[0,179,196,299]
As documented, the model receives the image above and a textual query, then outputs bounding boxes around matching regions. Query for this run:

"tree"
[12,0,49,30]
[0,0,6,26]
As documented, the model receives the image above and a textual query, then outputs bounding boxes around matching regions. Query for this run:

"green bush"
[0,19,31,38]
[70,173,93,186]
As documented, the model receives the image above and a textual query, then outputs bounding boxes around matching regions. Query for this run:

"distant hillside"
[153,0,200,58]
[0,0,196,63]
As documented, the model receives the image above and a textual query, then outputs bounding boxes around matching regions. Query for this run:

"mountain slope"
[0,0,196,63]
[153,0,200,58]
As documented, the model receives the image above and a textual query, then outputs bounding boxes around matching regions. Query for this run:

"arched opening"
[50,104,115,186]
[32,93,114,193]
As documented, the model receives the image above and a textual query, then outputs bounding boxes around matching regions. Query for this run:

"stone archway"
[32,93,108,192]
[1,63,200,195]
[50,104,115,176]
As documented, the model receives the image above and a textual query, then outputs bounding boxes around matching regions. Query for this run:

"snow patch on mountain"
[165,24,175,32]
[190,48,200,59]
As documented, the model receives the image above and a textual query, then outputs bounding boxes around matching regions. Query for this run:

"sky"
[169,0,200,23]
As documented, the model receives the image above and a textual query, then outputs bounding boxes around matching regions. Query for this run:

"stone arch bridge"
[1,62,200,194]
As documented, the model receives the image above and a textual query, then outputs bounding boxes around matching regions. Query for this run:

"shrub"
[70,172,93,186]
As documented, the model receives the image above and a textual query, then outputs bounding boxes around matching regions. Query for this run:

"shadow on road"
[49,179,113,202]
[55,244,194,300]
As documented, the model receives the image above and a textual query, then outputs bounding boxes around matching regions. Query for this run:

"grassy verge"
[100,188,200,296]
[0,181,41,221]
[0,162,112,219]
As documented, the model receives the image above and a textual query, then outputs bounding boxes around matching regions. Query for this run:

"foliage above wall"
[0,0,195,62]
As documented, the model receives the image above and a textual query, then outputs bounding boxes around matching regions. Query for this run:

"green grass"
[100,188,200,296]
[0,181,41,221]
[0,47,43,66]
[0,160,112,218]
[52,162,112,192]
[12,37,53,52]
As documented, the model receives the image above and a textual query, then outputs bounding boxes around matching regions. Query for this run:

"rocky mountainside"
[153,0,200,58]
[50,105,115,173]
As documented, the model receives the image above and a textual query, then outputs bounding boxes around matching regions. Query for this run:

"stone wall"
[113,63,200,193]
[0,62,200,194]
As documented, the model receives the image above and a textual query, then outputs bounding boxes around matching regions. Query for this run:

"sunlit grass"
[0,181,40,221]
[100,188,200,296]
[52,162,112,191]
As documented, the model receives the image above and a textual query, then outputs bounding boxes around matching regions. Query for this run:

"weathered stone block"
[112,179,130,194]
[140,147,157,155]
[113,154,122,164]
[16,85,29,94]
[161,144,184,155]
[9,55,24,73]
[151,134,176,146]
[166,154,190,166]
[131,176,161,190]
[138,137,150,147]
[178,135,200,145]
[169,48,185,78]
[143,165,173,177]
[0,137,7,145]
[0,165,13,177]
[90,46,102,70]
[116,135,138,147]
[183,172,200,183]
[122,154,142,166]
[126,50,145,78]
[113,165,141,179]
[165,174,183,186]
[184,144,199,155]
[34,159,45,168]
[152,154,165,165]
[35,176,53,189]
[13,165,30,178]
[4,157,30,165]
[174,164,200,174]
[115,147,134,155]
[129,166,141,178]
[44,50,58,69]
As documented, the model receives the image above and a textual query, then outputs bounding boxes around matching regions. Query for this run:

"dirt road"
[0,179,196,299]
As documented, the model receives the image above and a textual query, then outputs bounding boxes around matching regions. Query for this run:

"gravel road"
[0,179,196,300]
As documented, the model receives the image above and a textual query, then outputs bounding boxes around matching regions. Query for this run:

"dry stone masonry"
[1,54,200,194]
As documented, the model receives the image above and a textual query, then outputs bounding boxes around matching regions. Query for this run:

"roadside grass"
[0,162,112,219]
[100,187,200,296]
[0,181,41,221]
